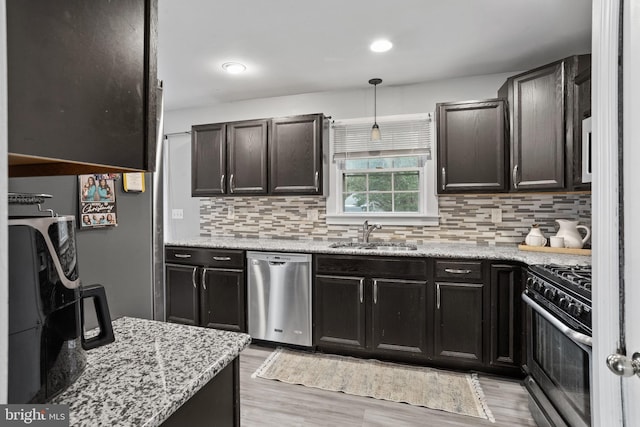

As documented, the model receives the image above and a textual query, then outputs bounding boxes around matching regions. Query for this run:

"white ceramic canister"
[525,224,548,247]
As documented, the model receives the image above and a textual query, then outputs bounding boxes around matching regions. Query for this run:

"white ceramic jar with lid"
[525,224,548,247]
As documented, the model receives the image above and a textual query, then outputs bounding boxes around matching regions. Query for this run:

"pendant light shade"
[369,78,382,142]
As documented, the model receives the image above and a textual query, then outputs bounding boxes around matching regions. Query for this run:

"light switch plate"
[227,206,235,220]
[491,208,502,223]
[171,209,184,220]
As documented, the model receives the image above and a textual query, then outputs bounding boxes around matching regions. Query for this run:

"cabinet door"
[371,279,429,357]
[314,275,366,351]
[437,100,506,193]
[490,265,523,370]
[511,61,565,190]
[7,0,157,174]
[434,282,484,364]
[227,120,268,194]
[200,268,246,332]
[166,264,199,326]
[572,68,592,190]
[270,114,323,194]
[192,123,226,196]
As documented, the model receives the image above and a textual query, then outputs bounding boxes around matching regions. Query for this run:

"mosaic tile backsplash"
[200,194,591,246]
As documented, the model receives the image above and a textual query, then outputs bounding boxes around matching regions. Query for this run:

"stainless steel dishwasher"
[247,251,312,347]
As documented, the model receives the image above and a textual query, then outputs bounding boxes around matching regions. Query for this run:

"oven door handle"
[522,293,592,349]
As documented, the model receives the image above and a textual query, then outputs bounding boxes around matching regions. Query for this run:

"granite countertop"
[166,236,591,266]
[51,317,251,427]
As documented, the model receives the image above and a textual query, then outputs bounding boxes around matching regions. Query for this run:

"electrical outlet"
[227,206,235,220]
[307,210,318,221]
[171,209,184,220]
[491,208,502,223]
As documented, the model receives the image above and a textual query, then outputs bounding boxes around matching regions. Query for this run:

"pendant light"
[369,78,382,142]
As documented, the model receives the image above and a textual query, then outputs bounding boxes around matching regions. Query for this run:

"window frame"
[326,113,440,226]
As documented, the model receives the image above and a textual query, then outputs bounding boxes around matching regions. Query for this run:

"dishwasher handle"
[268,261,287,266]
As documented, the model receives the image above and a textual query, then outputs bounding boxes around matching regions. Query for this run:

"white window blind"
[332,115,433,160]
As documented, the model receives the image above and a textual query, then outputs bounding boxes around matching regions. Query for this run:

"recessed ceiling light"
[222,62,247,74]
[370,39,393,53]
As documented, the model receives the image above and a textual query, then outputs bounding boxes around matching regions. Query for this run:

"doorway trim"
[591,0,623,425]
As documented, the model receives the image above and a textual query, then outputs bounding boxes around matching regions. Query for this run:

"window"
[342,157,421,213]
[326,114,439,226]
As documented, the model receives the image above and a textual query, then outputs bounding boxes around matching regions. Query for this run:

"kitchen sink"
[328,242,418,251]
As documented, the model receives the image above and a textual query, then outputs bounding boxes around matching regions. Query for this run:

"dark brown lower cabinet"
[314,275,366,350]
[200,269,246,332]
[161,357,240,427]
[314,275,429,359]
[433,282,484,364]
[490,264,523,373]
[314,255,524,377]
[314,255,430,361]
[166,264,245,332]
[371,278,428,356]
[166,264,199,326]
[165,247,246,332]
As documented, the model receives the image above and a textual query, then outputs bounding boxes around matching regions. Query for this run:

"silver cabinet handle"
[373,279,378,304]
[229,174,235,193]
[174,253,192,259]
[201,267,208,290]
[314,171,319,192]
[213,256,232,261]
[512,164,519,189]
[359,278,364,304]
[220,174,225,193]
[436,283,441,309]
[444,268,473,274]
[441,167,446,191]
[191,267,198,289]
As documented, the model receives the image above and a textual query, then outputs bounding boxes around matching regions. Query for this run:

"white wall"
[164,133,200,241]
[1,0,8,404]
[164,72,516,133]
[163,71,518,241]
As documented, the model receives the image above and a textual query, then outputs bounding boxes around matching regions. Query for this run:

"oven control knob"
[543,287,556,299]
[558,297,569,309]
[568,302,583,317]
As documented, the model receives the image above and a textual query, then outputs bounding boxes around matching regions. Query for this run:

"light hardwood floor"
[240,345,536,427]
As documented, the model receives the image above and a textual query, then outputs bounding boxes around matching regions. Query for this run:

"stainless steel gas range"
[523,264,592,427]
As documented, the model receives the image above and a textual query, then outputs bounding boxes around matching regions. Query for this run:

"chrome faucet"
[362,220,382,243]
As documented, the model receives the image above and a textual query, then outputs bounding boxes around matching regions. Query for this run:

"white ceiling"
[158,0,592,111]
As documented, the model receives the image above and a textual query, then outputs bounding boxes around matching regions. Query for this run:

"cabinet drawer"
[435,260,483,281]
[165,247,245,268]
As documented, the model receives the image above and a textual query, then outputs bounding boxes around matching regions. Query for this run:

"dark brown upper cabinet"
[192,120,268,197]
[572,67,592,190]
[192,114,326,197]
[192,123,226,196]
[436,99,507,193]
[7,0,159,177]
[270,114,324,195]
[227,120,269,194]
[499,55,590,191]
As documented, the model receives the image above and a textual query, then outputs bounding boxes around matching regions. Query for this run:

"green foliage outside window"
[342,159,420,213]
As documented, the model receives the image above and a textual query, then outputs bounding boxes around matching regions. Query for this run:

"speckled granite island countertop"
[166,237,591,266]
[51,317,251,427]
